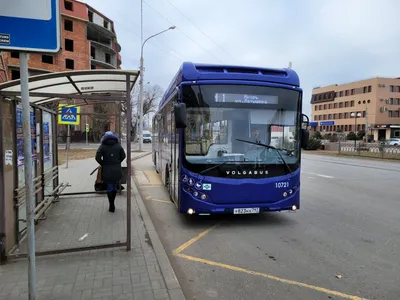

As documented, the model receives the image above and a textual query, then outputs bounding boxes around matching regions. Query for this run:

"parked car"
[387,138,400,146]
[143,131,152,143]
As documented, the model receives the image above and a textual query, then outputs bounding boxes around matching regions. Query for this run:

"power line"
[112,19,184,63]
[106,7,186,62]
[164,0,236,62]
[142,0,224,63]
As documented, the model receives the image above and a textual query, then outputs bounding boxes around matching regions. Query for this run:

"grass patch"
[57,149,97,165]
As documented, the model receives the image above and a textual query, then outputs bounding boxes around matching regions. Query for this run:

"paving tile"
[0,155,182,300]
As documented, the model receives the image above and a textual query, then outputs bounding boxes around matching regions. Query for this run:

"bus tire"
[164,164,169,188]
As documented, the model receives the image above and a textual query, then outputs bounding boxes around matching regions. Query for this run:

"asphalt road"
[133,153,400,300]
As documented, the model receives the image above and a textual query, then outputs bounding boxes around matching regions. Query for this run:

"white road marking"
[302,172,334,179]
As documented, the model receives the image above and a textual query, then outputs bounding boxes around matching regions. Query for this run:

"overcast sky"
[84,0,400,117]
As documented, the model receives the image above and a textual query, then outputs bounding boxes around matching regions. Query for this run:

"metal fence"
[338,141,400,159]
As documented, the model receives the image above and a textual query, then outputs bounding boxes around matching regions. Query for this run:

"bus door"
[170,109,179,206]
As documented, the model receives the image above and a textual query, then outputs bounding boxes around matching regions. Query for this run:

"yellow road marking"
[144,196,172,204]
[173,224,369,300]
[143,170,163,185]
[175,253,368,300]
[173,223,220,255]
[150,198,172,204]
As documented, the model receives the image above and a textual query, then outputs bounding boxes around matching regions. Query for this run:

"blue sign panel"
[309,122,318,127]
[0,0,60,53]
[58,104,81,125]
[320,121,334,126]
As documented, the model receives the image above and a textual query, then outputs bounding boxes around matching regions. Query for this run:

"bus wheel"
[154,154,159,173]
[164,165,169,188]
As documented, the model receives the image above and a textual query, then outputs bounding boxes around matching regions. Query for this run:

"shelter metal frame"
[0,69,139,262]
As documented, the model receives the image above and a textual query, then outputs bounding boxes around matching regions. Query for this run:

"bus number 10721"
[275,182,289,188]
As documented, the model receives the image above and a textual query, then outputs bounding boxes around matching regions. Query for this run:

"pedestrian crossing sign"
[58,104,80,125]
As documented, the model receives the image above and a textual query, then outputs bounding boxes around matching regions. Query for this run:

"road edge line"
[131,173,186,300]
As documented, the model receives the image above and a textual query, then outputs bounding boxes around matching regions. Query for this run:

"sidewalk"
[0,153,185,300]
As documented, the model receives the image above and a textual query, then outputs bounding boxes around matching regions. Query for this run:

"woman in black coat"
[95,131,126,212]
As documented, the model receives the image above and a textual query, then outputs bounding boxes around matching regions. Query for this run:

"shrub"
[305,137,322,150]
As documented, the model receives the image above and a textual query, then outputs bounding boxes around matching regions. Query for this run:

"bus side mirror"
[301,129,309,149]
[174,103,187,128]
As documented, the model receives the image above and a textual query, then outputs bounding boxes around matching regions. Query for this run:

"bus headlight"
[283,192,288,197]
[201,194,207,200]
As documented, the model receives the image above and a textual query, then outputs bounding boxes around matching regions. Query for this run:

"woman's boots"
[107,191,117,212]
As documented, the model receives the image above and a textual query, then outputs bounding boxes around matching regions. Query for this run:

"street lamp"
[138,26,176,151]
[351,112,362,150]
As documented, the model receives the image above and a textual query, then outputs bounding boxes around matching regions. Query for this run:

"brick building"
[310,77,400,142]
[0,0,123,141]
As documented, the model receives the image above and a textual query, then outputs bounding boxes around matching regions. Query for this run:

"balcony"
[87,10,116,39]
[90,42,117,69]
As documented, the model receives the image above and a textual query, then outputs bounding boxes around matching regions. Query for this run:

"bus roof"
[158,62,300,109]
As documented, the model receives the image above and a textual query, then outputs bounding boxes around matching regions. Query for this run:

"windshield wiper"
[199,161,229,175]
[236,138,292,174]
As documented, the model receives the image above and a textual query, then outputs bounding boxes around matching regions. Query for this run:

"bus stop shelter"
[0,69,139,262]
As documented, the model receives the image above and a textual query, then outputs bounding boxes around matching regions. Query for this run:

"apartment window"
[314,105,318,111]
[105,53,111,64]
[319,105,322,110]
[91,46,96,59]
[328,114,332,119]
[42,55,53,64]
[339,102,343,108]
[344,112,349,119]
[350,100,354,107]
[314,115,318,121]
[328,104,332,109]
[103,20,109,29]
[65,39,74,52]
[88,11,93,22]
[345,90,349,96]
[64,0,73,11]
[323,104,327,110]
[64,19,73,31]
[334,103,338,109]
[362,111,366,118]
[390,85,394,92]
[351,89,355,95]
[339,113,343,119]
[10,52,19,58]
[339,91,343,97]
[368,85,371,93]
[66,59,74,69]
[11,70,20,80]
[345,101,349,107]
[91,65,96,70]
[389,110,400,118]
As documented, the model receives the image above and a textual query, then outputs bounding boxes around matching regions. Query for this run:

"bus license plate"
[233,207,260,214]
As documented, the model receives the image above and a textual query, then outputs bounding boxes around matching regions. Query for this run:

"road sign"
[0,0,61,53]
[58,104,81,125]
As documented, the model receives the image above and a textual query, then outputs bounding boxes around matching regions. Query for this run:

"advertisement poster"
[16,105,37,167]
[43,122,50,162]
[43,112,54,196]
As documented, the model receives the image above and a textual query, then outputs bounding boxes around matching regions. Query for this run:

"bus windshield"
[182,84,301,178]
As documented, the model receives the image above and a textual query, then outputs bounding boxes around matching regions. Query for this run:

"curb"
[131,152,152,161]
[131,176,186,300]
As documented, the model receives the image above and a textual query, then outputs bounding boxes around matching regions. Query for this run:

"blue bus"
[152,62,310,215]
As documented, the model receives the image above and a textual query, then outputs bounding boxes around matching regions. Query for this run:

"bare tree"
[122,83,164,137]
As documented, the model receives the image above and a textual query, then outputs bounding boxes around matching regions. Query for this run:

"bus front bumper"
[180,191,300,215]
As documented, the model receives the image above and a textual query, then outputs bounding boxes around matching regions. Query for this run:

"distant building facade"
[311,77,400,141]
